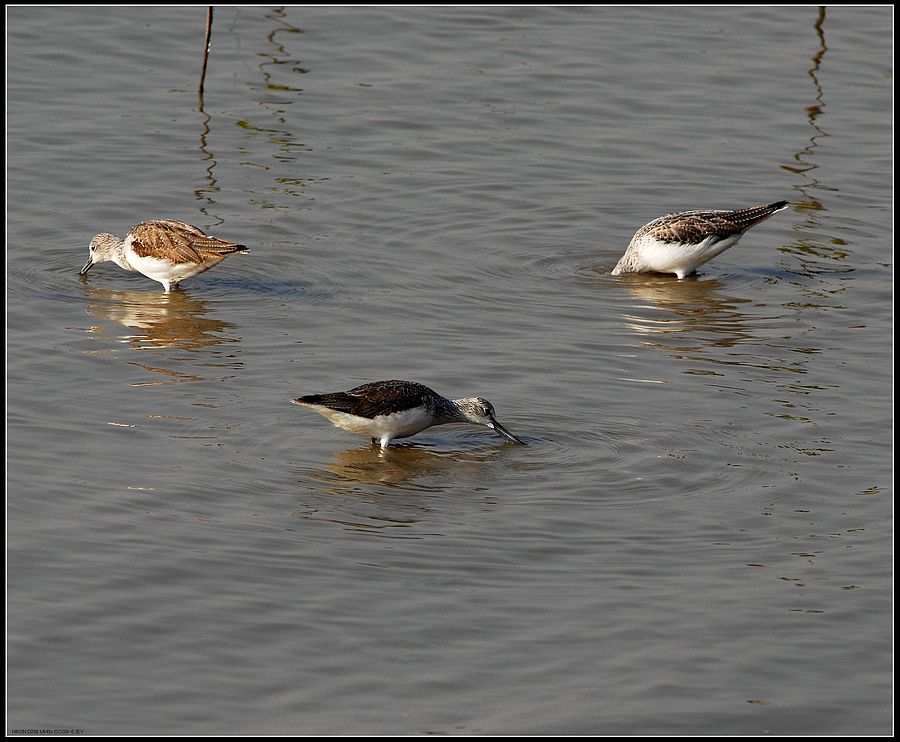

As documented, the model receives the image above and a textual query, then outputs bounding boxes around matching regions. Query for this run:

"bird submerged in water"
[611,201,789,279]
[79,219,248,292]
[292,379,525,449]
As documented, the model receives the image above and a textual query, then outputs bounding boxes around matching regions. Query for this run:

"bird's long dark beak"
[79,257,94,275]
[490,417,525,444]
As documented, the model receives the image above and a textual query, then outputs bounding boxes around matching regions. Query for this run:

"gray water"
[7,5,892,736]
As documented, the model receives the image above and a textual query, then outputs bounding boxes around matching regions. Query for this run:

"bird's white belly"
[125,251,206,283]
[316,406,434,440]
[636,234,741,275]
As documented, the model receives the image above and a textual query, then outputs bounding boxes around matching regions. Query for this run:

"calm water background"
[6,5,892,735]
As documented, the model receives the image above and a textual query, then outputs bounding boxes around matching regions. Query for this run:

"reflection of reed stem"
[781,7,828,180]
[813,6,825,39]
[809,6,827,99]
[198,6,214,109]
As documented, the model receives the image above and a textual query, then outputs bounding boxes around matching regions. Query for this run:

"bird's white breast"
[124,245,207,283]
[631,233,742,276]
[313,405,435,439]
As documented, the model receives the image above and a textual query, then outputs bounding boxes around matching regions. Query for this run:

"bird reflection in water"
[314,442,503,489]
[294,444,502,536]
[83,286,240,351]
[608,273,815,380]
[613,273,755,352]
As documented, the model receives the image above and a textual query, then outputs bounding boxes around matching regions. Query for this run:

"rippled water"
[7,5,892,735]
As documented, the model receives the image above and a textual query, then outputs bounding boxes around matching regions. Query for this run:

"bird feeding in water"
[79,219,248,292]
[611,201,789,279]
[292,379,525,449]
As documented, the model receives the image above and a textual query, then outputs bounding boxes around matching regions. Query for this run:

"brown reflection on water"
[618,274,754,351]
[781,7,828,186]
[194,109,220,211]
[615,274,822,394]
[313,443,502,490]
[292,444,504,535]
[84,287,239,352]
[779,7,852,273]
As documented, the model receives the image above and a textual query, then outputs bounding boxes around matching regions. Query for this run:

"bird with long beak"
[292,380,525,449]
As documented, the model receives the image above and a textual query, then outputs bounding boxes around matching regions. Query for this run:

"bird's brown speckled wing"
[641,201,789,245]
[129,220,247,264]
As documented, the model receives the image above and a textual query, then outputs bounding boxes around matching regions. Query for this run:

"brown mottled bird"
[80,220,248,292]
[612,201,789,279]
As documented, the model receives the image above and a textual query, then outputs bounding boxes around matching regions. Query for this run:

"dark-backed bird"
[292,379,524,449]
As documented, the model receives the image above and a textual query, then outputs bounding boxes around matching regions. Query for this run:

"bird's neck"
[432,397,468,426]
[111,240,134,271]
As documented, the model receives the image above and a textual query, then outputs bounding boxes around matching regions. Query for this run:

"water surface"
[7,5,892,735]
